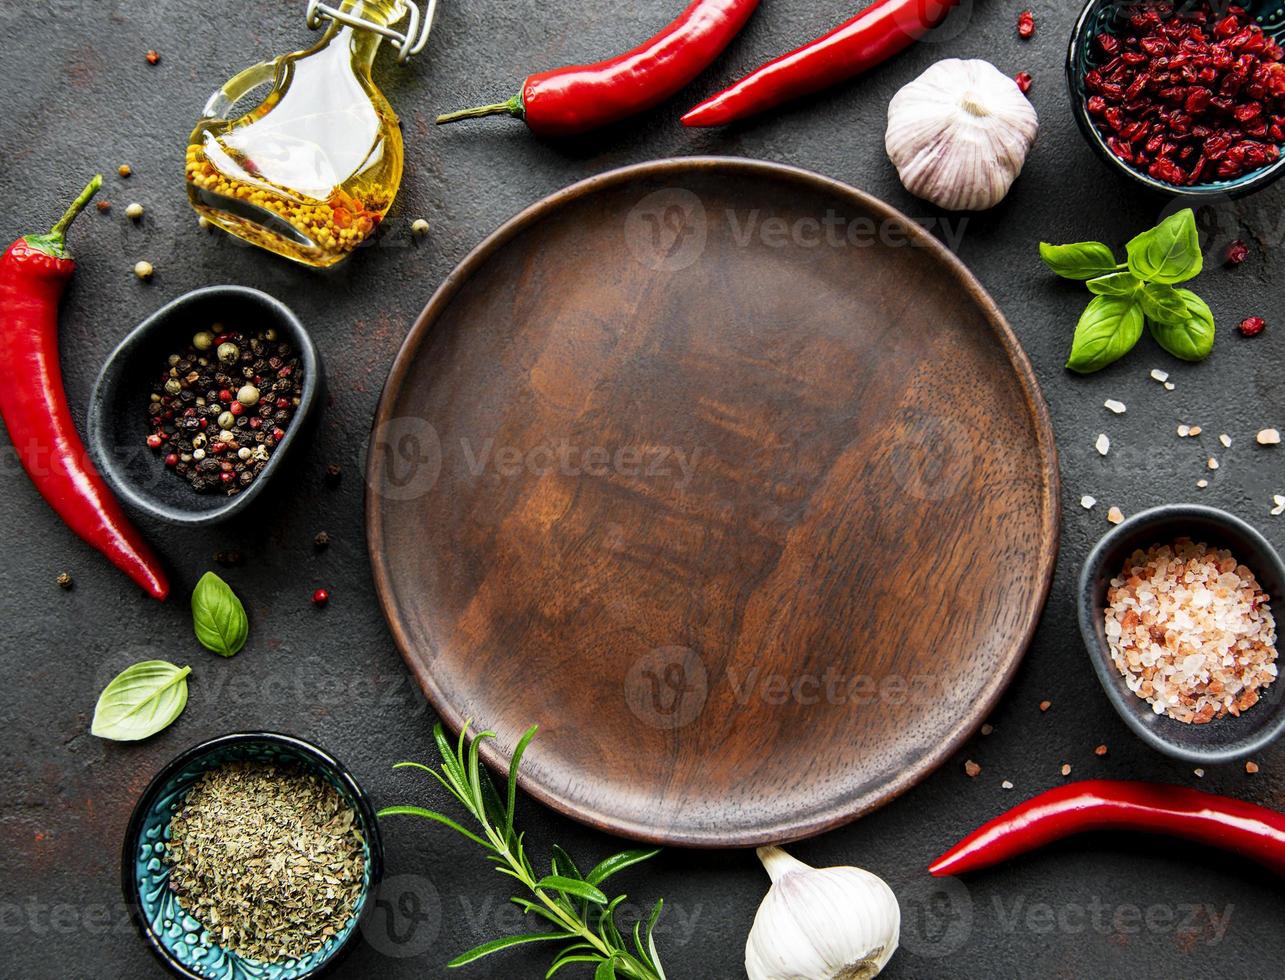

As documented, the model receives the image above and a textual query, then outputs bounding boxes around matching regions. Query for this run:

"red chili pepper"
[929,781,1285,878]
[0,177,169,600]
[682,0,961,127]
[436,0,760,136]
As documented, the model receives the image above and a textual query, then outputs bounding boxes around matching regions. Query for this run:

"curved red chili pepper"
[437,0,760,136]
[683,0,961,127]
[930,780,1285,878]
[0,177,169,600]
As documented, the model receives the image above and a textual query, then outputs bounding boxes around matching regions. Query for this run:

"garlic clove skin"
[886,58,1039,211]
[745,846,900,980]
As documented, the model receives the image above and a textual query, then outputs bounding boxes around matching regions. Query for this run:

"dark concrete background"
[1,1,1282,978]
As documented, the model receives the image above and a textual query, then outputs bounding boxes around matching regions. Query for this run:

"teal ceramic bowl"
[1068,0,1285,198]
[122,733,383,980]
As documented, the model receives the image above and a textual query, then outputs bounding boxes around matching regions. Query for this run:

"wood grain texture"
[367,159,1060,847]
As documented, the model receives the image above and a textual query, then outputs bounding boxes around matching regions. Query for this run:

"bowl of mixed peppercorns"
[89,286,322,526]
[1069,0,1285,197]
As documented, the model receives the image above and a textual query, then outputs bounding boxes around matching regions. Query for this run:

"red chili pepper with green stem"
[0,176,169,599]
[930,781,1285,878]
[437,0,760,136]
[683,0,961,127]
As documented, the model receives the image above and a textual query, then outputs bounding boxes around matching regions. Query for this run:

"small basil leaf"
[1126,209,1202,284]
[1066,295,1146,374]
[1140,283,1191,326]
[1087,271,1142,297]
[91,661,191,741]
[1150,289,1215,361]
[1039,241,1119,280]
[192,571,249,657]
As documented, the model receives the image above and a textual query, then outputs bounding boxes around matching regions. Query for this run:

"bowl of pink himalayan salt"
[1079,504,1284,764]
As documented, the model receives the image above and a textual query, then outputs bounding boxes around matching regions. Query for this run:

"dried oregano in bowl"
[164,760,367,963]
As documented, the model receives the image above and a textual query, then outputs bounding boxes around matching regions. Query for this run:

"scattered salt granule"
[1001,780,1014,790]
[1104,539,1277,725]
[1107,506,1125,525]
[1197,479,1209,489]
[964,760,981,778]
[1220,434,1232,448]
[1258,428,1281,446]
[1193,768,1205,778]
[1178,424,1191,437]
[1060,764,1072,777]
[1096,433,1111,455]
[1164,382,1176,391]
[1188,425,1202,436]
[1273,495,1285,517]
[1151,369,1169,383]
[1104,399,1127,414]
[1081,495,1097,509]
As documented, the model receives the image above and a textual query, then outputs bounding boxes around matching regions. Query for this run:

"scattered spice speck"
[118,164,132,178]
[1258,428,1281,446]
[1104,399,1126,414]
[146,49,161,65]
[56,571,73,590]
[1107,506,1125,525]
[125,202,144,221]
[1239,316,1266,338]
[1197,479,1209,489]
[1039,699,1051,713]
[1015,71,1033,94]
[1246,761,1259,774]
[1060,764,1072,777]
[324,463,343,487]
[1207,457,1219,470]
[411,218,431,238]
[1272,495,1285,517]
[1178,424,1191,437]
[1193,768,1205,778]
[1224,240,1249,266]
[964,760,981,778]
[980,723,994,736]
[1096,433,1111,456]
[1081,495,1097,510]
[1094,744,1108,756]
[1017,9,1035,39]
[95,200,111,214]
[314,531,330,550]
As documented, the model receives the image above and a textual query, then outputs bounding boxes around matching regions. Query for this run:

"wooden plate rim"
[366,156,1062,847]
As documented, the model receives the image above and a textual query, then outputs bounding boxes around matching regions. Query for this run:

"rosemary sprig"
[379,722,669,980]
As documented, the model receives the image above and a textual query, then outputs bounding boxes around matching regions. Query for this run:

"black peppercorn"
[314,531,330,550]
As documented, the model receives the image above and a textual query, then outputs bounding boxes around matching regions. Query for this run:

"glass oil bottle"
[186,0,435,268]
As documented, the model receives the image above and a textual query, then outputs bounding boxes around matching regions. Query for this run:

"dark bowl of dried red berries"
[1068,0,1285,198]
[89,286,322,526]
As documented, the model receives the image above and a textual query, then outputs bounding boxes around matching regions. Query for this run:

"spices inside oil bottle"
[186,0,432,268]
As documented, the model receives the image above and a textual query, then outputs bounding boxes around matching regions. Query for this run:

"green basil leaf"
[1140,283,1191,326]
[191,571,248,657]
[1087,271,1142,297]
[1066,295,1146,374]
[91,661,191,741]
[1126,209,1202,284]
[1039,241,1119,280]
[1150,289,1215,361]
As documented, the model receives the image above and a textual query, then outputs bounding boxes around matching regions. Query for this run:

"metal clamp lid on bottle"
[305,0,438,63]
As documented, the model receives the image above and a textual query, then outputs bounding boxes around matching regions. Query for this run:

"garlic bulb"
[885,58,1039,211]
[744,846,900,980]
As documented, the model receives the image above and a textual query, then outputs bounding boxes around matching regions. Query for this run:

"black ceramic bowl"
[1067,0,1285,199]
[1079,504,1285,764]
[89,286,321,526]
[122,732,383,980]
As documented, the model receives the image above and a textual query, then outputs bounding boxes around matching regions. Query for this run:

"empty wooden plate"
[367,158,1059,847]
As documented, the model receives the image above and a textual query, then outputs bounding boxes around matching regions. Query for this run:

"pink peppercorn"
[146,433,163,449]
[312,588,330,607]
